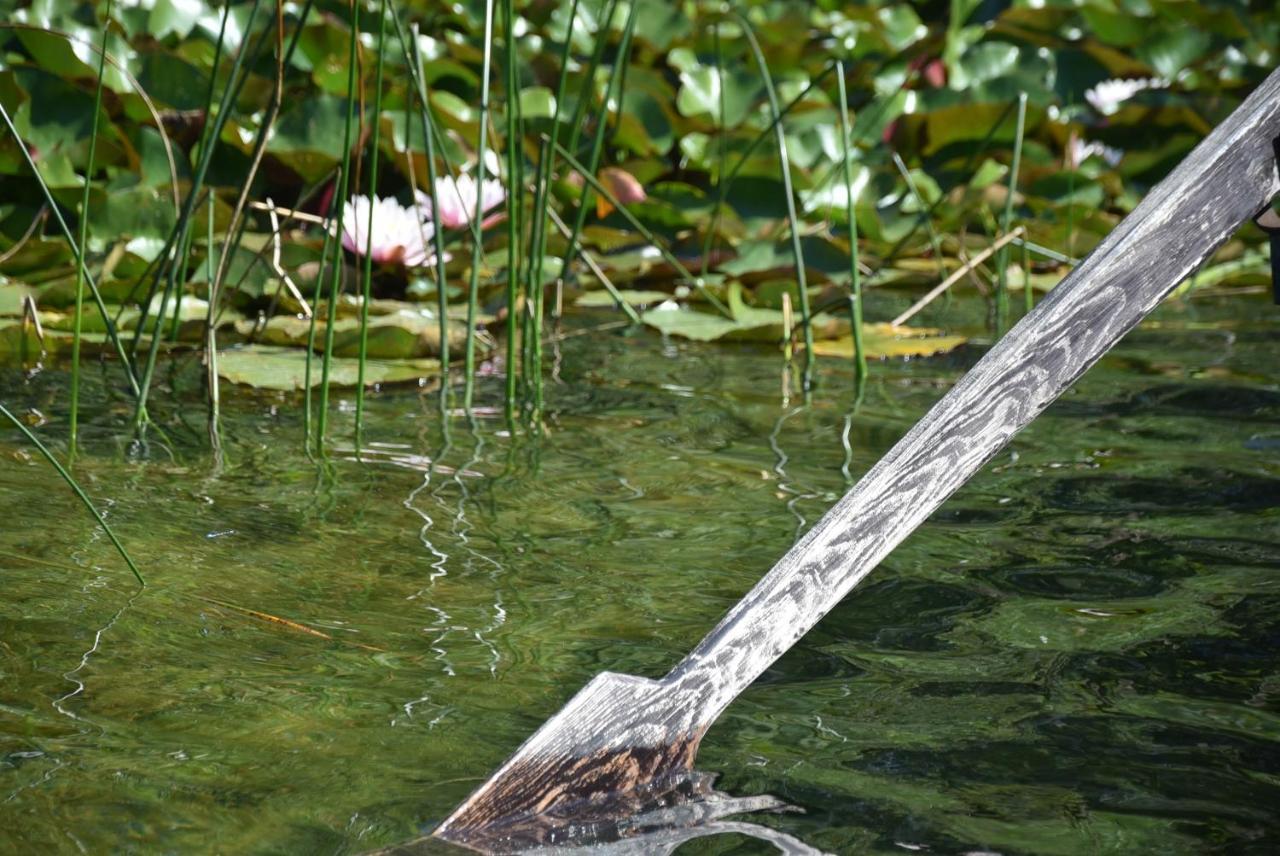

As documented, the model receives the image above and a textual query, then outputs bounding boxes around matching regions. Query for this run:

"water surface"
[2,295,1278,853]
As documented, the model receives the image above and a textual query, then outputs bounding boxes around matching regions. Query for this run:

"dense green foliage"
[0,0,1276,403]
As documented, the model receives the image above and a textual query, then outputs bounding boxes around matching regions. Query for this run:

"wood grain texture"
[435,67,1280,853]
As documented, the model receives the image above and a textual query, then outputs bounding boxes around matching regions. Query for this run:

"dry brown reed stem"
[891,227,1026,327]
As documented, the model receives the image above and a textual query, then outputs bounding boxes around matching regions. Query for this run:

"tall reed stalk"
[892,152,946,281]
[395,19,454,399]
[557,0,637,282]
[995,92,1027,331]
[835,62,866,382]
[134,0,265,432]
[70,0,114,456]
[204,0,303,449]
[502,0,522,420]
[462,0,497,414]
[544,0,620,297]
[554,143,729,316]
[0,104,139,396]
[737,13,812,391]
[698,22,729,281]
[302,171,338,452]
[525,0,582,401]
[0,404,144,587]
[1022,239,1034,313]
[316,0,363,454]
[355,0,390,452]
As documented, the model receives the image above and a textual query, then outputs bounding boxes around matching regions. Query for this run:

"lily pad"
[234,310,465,358]
[216,345,440,390]
[576,289,670,308]
[0,283,34,317]
[808,324,968,359]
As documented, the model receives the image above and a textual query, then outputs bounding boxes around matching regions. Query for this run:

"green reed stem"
[558,0,637,286]
[526,0,582,396]
[995,91,1027,332]
[1022,238,1033,313]
[302,177,338,453]
[355,0,389,452]
[835,62,866,383]
[699,22,729,281]
[179,0,230,280]
[463,0,497,414]
[316,0,362,453]
[0,103,139,396]
[205,193,223,444]
[561,0,621,178]
[550,0,620,299]
[502,0,521,420]
[737,13,812,391]
[553,142,731,318]
[0,403,144,587]
[401,21,453,392]
[891,151,946,280]
[135,0,265,431]
[70,0,114,455]
[702,63,839,277]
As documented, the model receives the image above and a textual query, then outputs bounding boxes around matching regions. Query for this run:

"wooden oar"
[435,68,1280,852]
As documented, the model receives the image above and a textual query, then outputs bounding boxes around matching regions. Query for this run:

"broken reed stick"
[544,206,642,325]
[891,226,1026,327]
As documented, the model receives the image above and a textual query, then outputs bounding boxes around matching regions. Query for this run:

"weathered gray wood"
[434,67,1280,853]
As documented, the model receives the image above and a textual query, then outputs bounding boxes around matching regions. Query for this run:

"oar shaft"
[670,68,1280,722]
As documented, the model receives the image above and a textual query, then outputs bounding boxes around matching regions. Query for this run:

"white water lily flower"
[1084,77,1169,116]
[415,174,506,230]
[1069,137,1124,168]
[341,194,438,267]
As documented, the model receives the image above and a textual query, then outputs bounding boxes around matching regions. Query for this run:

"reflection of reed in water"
[768,406,820,541]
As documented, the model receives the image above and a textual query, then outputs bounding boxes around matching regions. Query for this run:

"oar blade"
[433,671,704,852]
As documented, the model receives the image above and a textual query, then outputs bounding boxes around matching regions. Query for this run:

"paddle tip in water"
[430,671,706,852]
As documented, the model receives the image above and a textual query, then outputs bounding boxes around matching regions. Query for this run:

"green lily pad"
[234,310,465,358]
[0,282,34,317]
[808,324,968,359]
[576,289,671,308]
[216,345,441,390]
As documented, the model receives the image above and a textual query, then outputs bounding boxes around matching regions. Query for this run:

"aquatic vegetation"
[1084,76,1171,116]
[340,195,439,267]
[415,175,506,231]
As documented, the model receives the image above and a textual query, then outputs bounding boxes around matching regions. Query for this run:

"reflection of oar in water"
[435,68,1280,852]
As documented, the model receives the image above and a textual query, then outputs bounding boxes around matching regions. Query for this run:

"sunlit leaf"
[216,345,441,390]
[808,324,967,359]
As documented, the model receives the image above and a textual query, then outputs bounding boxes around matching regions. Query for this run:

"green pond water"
[2,295,1279,854]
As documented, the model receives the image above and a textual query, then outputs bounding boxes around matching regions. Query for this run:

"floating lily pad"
[808,324,968,359]
[234,310,465,358]
[642,283,850,344]
[216,345,440,390]
[0,283,34,317]
[576,289,670,308]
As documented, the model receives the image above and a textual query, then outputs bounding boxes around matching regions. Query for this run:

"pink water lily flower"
[415,174,506,230]
[341,194,438,267]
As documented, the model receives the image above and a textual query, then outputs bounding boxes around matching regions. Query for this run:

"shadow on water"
[2,298,1279,853]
